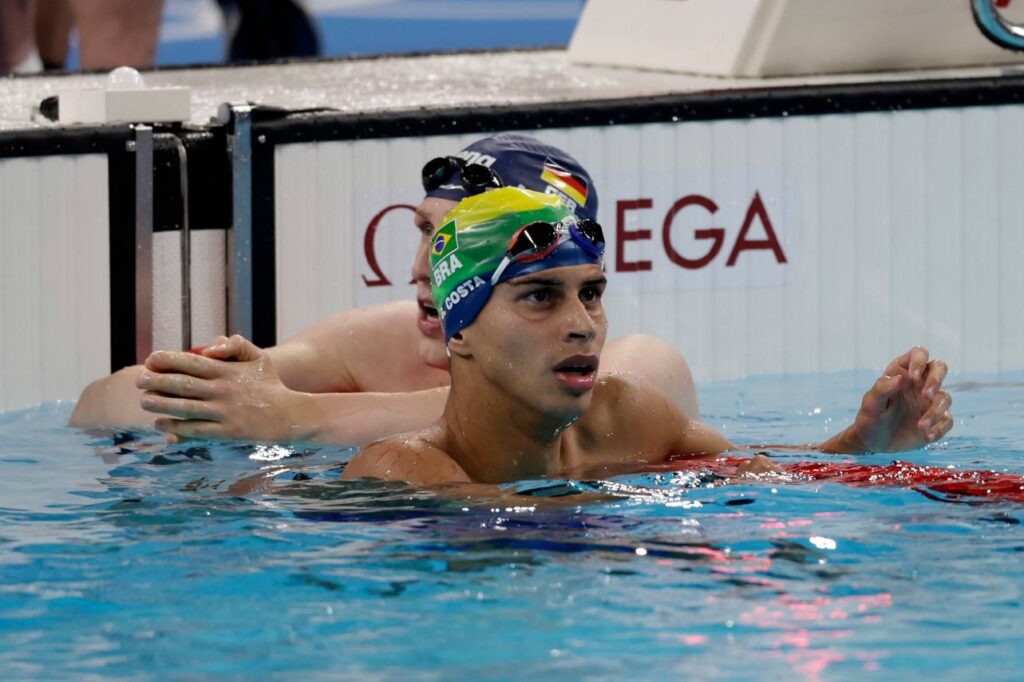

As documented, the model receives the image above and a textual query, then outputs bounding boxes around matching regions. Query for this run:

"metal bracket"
[218,102,255,340]
[154,133,193,352]
[133,125,154,364]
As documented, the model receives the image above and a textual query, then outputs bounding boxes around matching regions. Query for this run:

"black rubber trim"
[250,133,277,349]
[0,125,135,158]
[107,142,137,372]
[152,130,231,233]
[251,72,1024,145]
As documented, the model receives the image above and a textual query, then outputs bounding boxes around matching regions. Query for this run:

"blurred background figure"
[215,0,319,61]
[5,0,318,73]
[64,0,164,70]
[35,0,74,70]
[0,0,41,73]
[2,0,163,73]
[4,0,582,73]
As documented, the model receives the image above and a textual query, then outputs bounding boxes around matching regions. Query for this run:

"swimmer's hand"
[136,335,308,443]
[822,346,953,454]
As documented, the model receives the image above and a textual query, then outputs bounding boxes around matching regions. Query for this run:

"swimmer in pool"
[70,134,701,444]
[342,188,954,484]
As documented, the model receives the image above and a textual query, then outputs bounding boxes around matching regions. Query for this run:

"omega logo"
[615,192,787,272]
[362,192,787,287]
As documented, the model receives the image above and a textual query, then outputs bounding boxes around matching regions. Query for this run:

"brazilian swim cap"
[430,187,604,341]
[425,133,599,222]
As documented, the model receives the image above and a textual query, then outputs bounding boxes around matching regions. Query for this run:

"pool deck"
[2,49,1023,132]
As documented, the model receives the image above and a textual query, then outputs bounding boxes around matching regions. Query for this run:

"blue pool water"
[1,371,1022,680]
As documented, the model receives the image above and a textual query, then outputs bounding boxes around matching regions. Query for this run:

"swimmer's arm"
[748,348,953,455]
[70,301,411,431]
[232,301,419,394]
[69,365,153,428]
[261,305,398,394]
[65,329,342,431]
[281,387,451,446]
[135,336,449,445]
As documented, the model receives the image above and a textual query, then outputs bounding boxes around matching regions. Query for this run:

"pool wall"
[0,154,109,409]
[0,127,229,411]
[2,62,1024,410]
[272,105,1024,384]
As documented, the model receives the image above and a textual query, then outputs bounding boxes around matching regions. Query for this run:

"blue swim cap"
[424,133,598,222]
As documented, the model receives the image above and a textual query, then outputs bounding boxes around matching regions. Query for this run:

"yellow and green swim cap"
[430,187,605,341]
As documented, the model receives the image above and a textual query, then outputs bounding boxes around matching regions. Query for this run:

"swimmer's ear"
[447,332,472,359]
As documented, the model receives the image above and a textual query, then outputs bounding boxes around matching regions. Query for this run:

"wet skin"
[345,264,733,484]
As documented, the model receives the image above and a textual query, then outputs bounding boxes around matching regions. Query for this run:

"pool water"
[1,371,1022,680]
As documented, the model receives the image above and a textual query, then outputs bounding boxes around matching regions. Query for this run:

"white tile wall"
[0,155,109,412]
[152,229,227,352]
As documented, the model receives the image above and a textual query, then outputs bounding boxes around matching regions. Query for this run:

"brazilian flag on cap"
[432,220,459,260]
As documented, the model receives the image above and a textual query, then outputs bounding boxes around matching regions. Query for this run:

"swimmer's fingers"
[925,409,954,443]
[144,350,224,379]
[886,346,930,382]
[920,359,949,401]
[154,417,225,441]
[140,393,220,421]
[860,373,903,417]
[135,370,214,399]
[917,390,953,441]
[201,334,262,362]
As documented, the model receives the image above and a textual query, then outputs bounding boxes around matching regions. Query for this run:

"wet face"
[411,196,459,369]
[453,264,608,424]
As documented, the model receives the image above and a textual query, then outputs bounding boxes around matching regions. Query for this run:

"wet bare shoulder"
[587,373,682,422]
[342,431,470,485]
[575,374,688,453]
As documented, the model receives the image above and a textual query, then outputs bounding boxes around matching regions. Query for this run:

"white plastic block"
[58,87,191,124]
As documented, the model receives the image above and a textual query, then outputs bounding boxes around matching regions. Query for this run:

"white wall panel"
[888,111,929,357]
[745,119,787,377]
[0,155,109,412]
[817,115,857,372]
[272,105,1024,383]
[189,229,227,347]
[781,116,820,375]
[276,142,323,337]
[997,107,1024,372]
[925,110,964,371]
[852,113,892,371]
[153,231,183,352]
[153,229,228,352]
[961,107,1000,375]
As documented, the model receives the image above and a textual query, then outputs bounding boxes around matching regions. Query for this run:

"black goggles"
[491,216,606,284]
[421,156,504,195]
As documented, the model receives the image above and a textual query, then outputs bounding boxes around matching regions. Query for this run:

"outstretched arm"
[68,300,433,435]
[138,335,449,446]
[669,347,952,460]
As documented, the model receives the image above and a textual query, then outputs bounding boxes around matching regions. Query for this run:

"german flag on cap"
[540,158,589,208]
